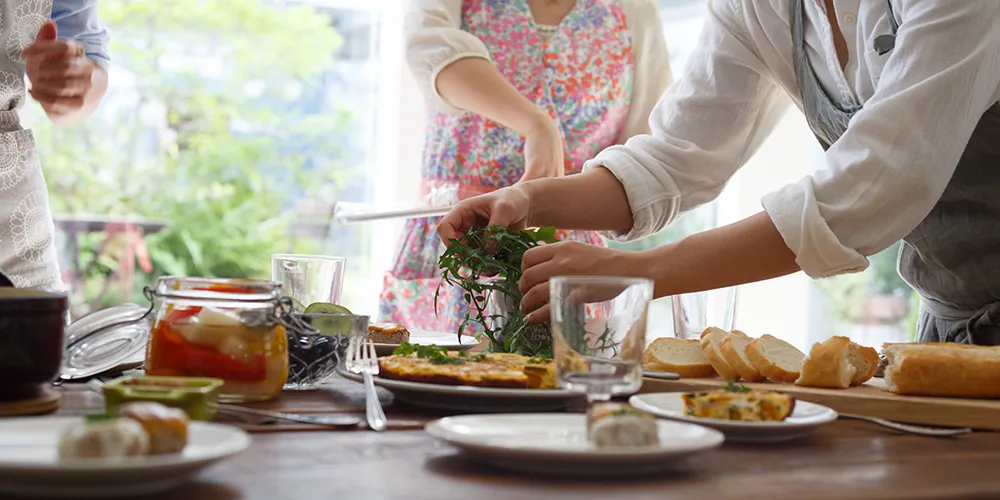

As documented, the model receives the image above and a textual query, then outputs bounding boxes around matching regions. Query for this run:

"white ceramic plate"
[629,392,839,443]
[426,413,724,477]
[338,370,577,412]
[374,329,481,356]
[0,417,251,498]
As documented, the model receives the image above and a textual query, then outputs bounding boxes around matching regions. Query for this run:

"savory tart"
[377,343,555,389]
[681,382,795,421]
[367,323,411,344]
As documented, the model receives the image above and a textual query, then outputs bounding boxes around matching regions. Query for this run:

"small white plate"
[426,413,724,477]
[629,392,838,443]
[374,329,481,356]
[338,370,577,412]
[0,417,251,498]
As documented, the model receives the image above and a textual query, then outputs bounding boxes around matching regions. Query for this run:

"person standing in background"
[0,0,109,290]
[379,0,673,335]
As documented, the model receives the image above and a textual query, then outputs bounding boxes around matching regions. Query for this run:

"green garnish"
[436,225,557,357]
[394,341,468,365]
[527,356,552,364]
[723,380,752,393]
[469,353,489,362]
[84,413,116,422]
[392,341,416,356]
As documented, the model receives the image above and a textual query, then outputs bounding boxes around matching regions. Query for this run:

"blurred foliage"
[33,0,354,313]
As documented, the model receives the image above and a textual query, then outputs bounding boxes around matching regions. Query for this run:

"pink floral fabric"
[379,0,634,335]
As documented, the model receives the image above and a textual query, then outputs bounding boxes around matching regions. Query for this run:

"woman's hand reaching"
[520,115,565,183]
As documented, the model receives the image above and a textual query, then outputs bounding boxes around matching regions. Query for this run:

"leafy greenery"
[33,0,352,314]
[436,226,558,357]
[391,341,466,365]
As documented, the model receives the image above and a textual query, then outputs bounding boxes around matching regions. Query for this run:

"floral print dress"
[379,0,634,335]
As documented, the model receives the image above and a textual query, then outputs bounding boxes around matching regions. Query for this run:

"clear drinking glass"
[551,276,654,406]
[271,254,347,307]
[672,287,738,339]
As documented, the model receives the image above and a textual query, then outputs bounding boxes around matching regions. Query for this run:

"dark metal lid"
[59,303,152,381]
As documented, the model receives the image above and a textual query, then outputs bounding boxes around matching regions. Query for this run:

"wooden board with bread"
[642,329,1000,430]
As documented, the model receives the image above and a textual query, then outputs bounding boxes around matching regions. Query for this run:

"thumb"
[35,21,57,43]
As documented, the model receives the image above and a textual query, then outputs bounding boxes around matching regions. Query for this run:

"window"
[33,0,403,319]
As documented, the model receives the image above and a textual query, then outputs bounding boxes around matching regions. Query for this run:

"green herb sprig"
[436,226,558,357]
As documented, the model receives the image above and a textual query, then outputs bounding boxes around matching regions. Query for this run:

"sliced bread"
[846,341,879,386]
[795,336,856,389]
[882,343,1000,398]
[644,337,716,378]
[720,330,765,382]
[746,334,805,383]
[699,327,740,381]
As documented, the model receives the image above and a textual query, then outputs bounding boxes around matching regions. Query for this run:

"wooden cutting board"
[639,377,1000,431]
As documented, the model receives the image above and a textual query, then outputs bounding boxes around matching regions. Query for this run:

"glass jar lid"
[59,303,152,381]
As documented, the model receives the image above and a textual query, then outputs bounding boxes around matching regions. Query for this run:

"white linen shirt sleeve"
[404,0,492,113]
[616,0,674,142]
[762,1,1000,278]
[584,0,790,241]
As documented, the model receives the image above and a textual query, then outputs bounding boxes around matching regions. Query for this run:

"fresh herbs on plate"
[436,225,558,357]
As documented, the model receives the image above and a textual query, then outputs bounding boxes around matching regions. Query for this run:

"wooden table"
[24,377,1000,500]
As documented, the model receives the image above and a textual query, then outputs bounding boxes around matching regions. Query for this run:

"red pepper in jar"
[156,329,267,382]
[162,306,202,325]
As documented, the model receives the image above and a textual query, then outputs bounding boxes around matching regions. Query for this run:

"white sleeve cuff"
[583,146,679,243]
[762,178,870,279]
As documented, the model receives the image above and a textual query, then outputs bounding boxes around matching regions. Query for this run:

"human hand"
[520,115,565,183]
[24,21,94,119]
[437,186,533,244]
[517,241,648,324]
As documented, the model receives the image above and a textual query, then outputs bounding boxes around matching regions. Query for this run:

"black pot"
[0,288,68,400]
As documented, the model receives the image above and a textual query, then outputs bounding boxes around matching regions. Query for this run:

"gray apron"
[0,0,61,291]
[792,0,1000,345]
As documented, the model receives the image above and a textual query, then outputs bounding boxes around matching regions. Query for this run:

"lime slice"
[291,298,307,313]
[304,302,352,315]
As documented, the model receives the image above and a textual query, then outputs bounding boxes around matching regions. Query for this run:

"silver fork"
[348,335,386,432]
[839,413,973,437]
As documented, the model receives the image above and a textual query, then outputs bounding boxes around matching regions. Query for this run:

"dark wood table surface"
[22,377,1000,500]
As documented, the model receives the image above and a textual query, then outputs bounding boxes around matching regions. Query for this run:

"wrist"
[635,244,681,299]
[522,109,556,137]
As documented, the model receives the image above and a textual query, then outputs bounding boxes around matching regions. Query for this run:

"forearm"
[435,57,548,135]
[519,167,633,233]
[641,211,800,298]
[49,62,107,125]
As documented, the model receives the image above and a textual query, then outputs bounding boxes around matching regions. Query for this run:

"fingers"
[29,90,84,110]
[24,40,84,61]
[520,244,556,275]
[33,21,57,44]
[523,302,550,325]
[486,196,521,228]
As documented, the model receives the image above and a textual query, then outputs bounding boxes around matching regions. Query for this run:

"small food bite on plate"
[367,323,411,344]
[379,343,556,389]
[643,337,716,378]
[58,415,150,460]
[117,402,190,455]
[681,382,795,421]
[588,402,659,448]
[795,336,878,389]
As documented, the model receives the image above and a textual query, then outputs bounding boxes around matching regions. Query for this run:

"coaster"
[0,388,60,417]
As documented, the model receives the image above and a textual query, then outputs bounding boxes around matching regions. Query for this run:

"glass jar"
[144,277,288,403]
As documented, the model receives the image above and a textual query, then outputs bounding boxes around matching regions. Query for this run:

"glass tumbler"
[271,254,347,308]
[550,276,654,405]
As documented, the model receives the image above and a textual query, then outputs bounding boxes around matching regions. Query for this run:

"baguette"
[882,343,1000,398]
[644,337,716,378]
[846,341,879,386]
[746,334,805,383]
[700,327,740,381]
[795,336,856,389]
[720,330,765,382]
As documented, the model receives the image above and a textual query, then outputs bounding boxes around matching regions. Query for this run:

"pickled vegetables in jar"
[145,278,288,402]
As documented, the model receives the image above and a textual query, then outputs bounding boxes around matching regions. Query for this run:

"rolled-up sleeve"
[762,1,1000,278]
[584,0,788,241]
[52,0,110,66]
[405,0,491,113]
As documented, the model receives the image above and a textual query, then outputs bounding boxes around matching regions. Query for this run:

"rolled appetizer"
[587,403,659,448]
[58,415,150,460]
[118,402,190,454]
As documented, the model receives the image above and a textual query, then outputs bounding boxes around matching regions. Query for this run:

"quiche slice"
[681,386,795,421]
[377,352,556,389]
